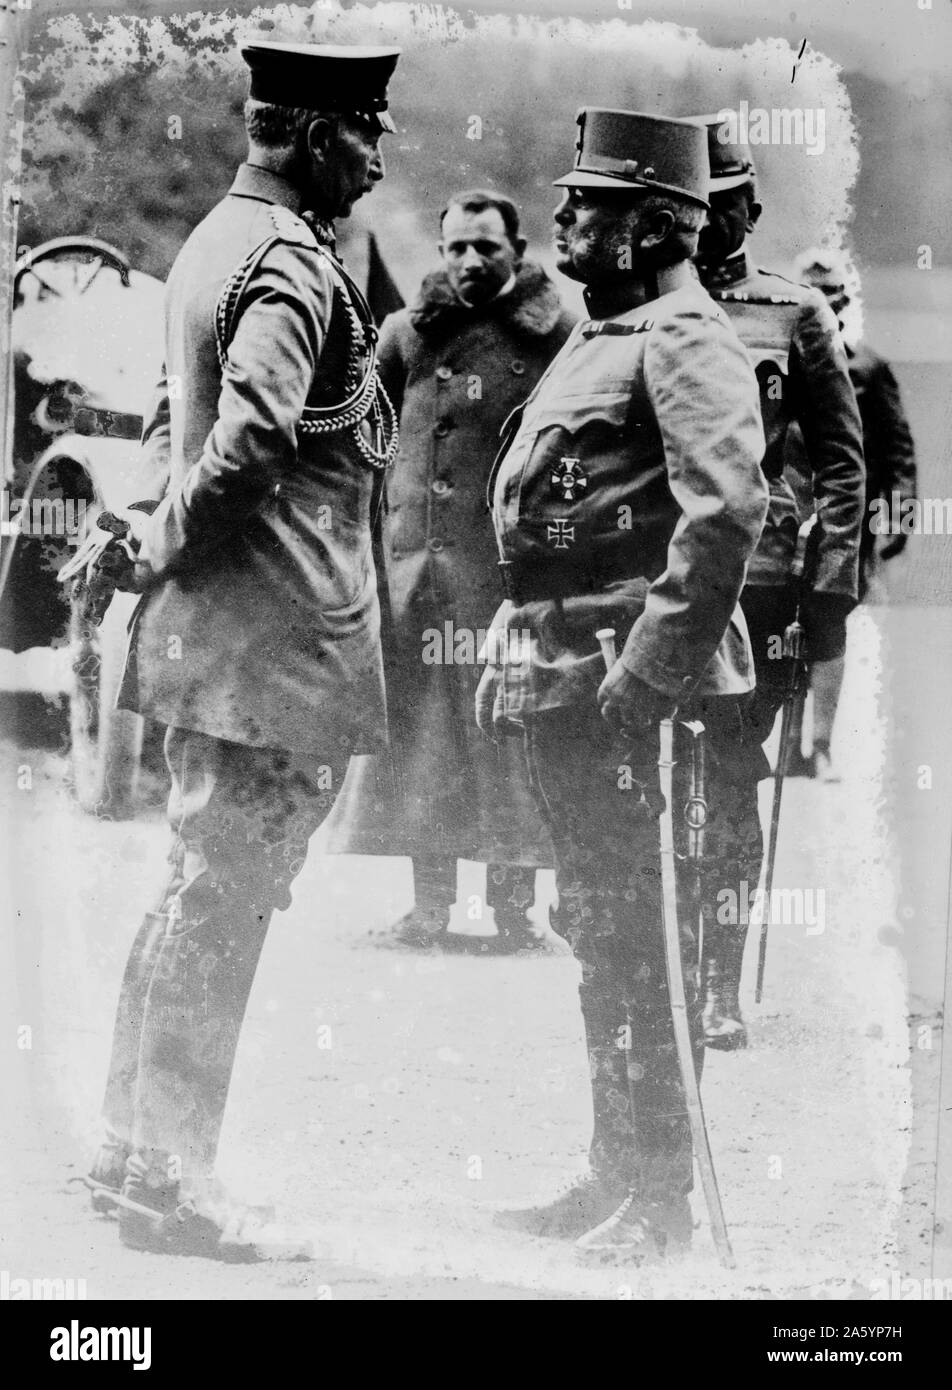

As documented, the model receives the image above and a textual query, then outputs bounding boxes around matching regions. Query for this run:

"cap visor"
[375,110,397,134]
[708,170,755,192]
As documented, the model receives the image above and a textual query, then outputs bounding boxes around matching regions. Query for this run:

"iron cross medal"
[550,455,588,502]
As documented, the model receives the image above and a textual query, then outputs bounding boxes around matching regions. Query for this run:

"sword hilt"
[782,617,806,662]
[595,627,618,673]
[680,718,708,862]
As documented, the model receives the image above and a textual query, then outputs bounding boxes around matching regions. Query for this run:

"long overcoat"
[322,261,575,865]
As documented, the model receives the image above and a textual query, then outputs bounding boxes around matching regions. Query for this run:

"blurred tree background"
[18,3,923,298]
[12,1,949,617]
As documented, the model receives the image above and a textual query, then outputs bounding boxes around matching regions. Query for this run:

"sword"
[754,514,821,1004]
[598,627,735,1268]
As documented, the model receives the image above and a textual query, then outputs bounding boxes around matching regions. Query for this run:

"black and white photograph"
[0,0,949,1328]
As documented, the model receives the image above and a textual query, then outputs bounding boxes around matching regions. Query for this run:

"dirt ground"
[1,594,946,1301]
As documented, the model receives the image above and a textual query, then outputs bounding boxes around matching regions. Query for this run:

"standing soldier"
[789,247,918,779]
[692,117,865,1049]
[78,40,401,1259]
[326,190,575,950]
[486,110,767,1260]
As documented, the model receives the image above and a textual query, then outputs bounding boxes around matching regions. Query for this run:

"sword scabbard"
[658,716,735,1268]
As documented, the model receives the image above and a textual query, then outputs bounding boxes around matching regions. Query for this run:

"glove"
[879,533,908,562]
[801,591,854,662]
[475,664,498,737]
[597,660,675,737]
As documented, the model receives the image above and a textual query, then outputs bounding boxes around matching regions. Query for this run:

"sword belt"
[499,554,652,604]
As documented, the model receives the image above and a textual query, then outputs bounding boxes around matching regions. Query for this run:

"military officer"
[691,117,866,1048]
[483,110,768,1261]
[82,40,401,1259]
[789,248,918,779]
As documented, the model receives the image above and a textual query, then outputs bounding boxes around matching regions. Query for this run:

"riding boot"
[702,924,748,1050]
[493,983,634,1239]
[578,981,643,1189]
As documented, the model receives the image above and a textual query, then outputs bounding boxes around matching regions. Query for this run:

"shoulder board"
[267,205,320,249]
[713,287,800,306]
[582,318,654,338]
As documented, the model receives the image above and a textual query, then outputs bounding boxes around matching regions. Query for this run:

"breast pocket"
[517,391,653,516]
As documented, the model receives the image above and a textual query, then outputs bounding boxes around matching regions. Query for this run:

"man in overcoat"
[83,40,401,1259]
[326,190,575,949]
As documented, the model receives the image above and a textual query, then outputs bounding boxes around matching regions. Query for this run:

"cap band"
[249,71,391,113]
[577,152,662,184]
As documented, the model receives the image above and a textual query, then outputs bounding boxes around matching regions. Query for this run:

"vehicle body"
[0,237,164,815]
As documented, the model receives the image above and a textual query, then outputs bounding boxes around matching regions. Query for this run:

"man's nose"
[369,147,385,181]
[460,245,483,269]
[553,196,572,226]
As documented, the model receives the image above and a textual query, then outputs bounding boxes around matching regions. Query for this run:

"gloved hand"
[802,591,854,662]
[879,533,908,562]
[475,664,498,737]
[59,502,156,598]
[597,660,675,736]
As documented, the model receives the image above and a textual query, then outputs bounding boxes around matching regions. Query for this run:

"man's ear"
[305,115,337,167]
[513,235,528,261]
[638,207,676,252]
[437,239,447,261]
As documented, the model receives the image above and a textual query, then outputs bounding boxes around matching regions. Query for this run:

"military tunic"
[119,164,388,760]
[700,252,865,749]
[490,276,767,710]
[787,340,917,598]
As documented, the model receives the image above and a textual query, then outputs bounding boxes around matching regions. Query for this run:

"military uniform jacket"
[849,342,917,552]
[118,164,387,757]
[490,270,768,717]
[702,251,865,597]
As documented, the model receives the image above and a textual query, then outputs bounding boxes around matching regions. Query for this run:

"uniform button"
[433,419,453,438]
[435,365,453,381]
[432,479,451,496]
[510,360,526,376]
[681,676,693,688]
[427,537,444,553]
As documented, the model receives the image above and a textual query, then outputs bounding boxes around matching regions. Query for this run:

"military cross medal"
[547,519,575,549]
[550,455,588,502]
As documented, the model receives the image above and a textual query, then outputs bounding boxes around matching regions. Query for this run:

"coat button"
[427,537,445,553]
[510,360,526,376]
[433,419,453,438]
[435,365,453,381]
[432,479,451,496]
